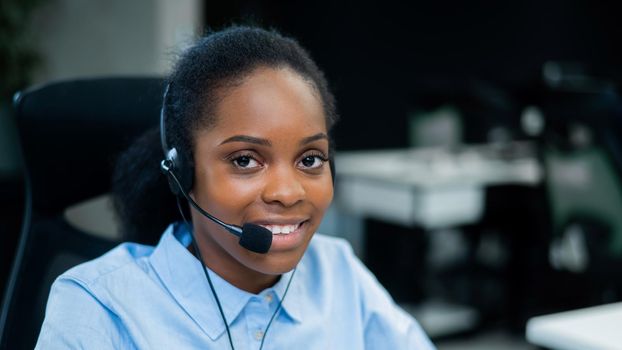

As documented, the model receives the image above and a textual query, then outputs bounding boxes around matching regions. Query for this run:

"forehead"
[206,67,327,135]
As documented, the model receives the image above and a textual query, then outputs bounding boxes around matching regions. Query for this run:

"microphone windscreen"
[239,223,272,254]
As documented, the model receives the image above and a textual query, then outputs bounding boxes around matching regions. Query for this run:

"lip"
[251,217,308,226]
[249,219,310,252]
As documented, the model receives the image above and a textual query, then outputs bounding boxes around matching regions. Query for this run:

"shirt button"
[254,330,264,340]
[264,293,273,303]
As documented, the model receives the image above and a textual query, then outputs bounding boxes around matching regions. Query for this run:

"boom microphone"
[160,159,273,254]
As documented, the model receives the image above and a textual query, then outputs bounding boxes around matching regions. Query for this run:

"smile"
[258,221,304,235]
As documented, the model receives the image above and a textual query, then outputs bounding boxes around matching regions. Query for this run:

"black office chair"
[0,77,164,349]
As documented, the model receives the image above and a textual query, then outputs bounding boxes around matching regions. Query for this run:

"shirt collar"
[149,223,303,340]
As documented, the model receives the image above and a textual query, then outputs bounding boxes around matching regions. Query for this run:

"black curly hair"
[112,26,338,244]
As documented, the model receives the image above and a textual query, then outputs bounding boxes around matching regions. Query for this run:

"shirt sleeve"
[35,276,136,349]
[344,243,436,350]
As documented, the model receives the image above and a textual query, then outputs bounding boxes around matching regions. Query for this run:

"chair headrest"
[13,77,165,216]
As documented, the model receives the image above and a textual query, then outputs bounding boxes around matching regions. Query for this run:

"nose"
[261,165,305,207]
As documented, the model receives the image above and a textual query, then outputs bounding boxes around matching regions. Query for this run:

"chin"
[242,243,310,275]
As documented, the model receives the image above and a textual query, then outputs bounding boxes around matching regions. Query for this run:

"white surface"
[402,300,479,338]
[335,142,541,229]
[337,178,483,229]
[526,302,622,350]
[336,143,541,188]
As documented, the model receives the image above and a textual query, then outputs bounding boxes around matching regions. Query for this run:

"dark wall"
[204,0,622,150]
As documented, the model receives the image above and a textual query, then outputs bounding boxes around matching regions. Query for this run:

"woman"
[36,26,434,349]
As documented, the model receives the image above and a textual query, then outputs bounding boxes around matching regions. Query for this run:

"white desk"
[526,302,622,350]
[335,142,542,229]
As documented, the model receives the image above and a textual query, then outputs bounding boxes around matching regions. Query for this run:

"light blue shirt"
[36,223,435,349]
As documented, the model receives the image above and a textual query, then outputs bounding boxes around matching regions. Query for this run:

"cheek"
[199,170,262,216]
[307,177,334,214]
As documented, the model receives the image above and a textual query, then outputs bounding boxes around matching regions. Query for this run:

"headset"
[159,84,193,196]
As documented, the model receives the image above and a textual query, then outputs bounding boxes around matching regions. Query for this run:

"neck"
[188,230,280,294]
[213,264,280,294]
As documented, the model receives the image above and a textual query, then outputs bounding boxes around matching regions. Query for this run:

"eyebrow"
[220,135,271,146]
[300,133,328,145]
[219,133,328,147]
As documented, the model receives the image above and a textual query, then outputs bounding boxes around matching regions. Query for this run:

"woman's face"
[190,66,333,288]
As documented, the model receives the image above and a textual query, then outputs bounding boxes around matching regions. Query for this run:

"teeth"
[261,223,300,235]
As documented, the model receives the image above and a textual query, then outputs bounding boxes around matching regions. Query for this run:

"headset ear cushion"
[163,164,182,196]
[163,147,194,197]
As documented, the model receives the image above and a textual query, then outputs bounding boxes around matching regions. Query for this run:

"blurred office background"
[2,0,622,348]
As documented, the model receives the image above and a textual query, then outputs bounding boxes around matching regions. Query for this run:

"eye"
[231,154,261,169]
[298,153,327,170]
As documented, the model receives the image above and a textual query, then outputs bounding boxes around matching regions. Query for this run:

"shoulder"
[45,241,157,319]
[304,234,435,349]
[36,243,150,348]
[60,242,154,287]
[46,241,155,310]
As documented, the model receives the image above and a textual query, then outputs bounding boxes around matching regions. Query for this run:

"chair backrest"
[0,77,164,349]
